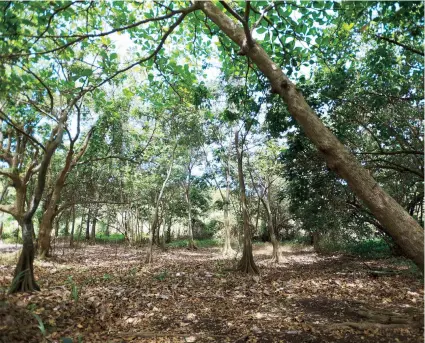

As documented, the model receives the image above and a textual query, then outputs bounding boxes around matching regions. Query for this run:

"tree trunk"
[145,207,158,264]
[186,160,196,250]
[199,1,424,271]
[235,130,259,274]
[166,216,172,243]
[266,188,280,263]
[70,205,76,247]
[38,210,54,259]
[145,146,176,263]
[0,222,3,242]
[9,218,40,293]
[91,215,97,243]
[64,215,69,236]
[85,209,91,240]
[312,232,321,253]
[54,218,60,237]
[160,215,167,251]
[222,151,234,256]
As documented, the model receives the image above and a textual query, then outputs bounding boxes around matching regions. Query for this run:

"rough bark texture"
[235,130,259,274]
[9,219,40,293]
[199,1,424,271]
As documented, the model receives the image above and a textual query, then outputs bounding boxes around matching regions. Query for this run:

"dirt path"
[0,244,423,343]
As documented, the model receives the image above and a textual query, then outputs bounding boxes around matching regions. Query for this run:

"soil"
[0,243,423,343]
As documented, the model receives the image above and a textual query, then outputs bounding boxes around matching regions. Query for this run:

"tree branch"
[375,34,424,57]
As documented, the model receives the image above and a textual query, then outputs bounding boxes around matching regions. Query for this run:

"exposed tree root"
[269,250,281,263]
[187,240,197,250]
[145,251,153,264]
[9,248,40,293]
[222,246,236,258]
[236,248,259,274]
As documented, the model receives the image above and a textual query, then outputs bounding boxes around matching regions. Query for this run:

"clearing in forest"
[1,243,423,343]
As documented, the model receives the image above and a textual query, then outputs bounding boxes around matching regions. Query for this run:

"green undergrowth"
[319,238,392,258]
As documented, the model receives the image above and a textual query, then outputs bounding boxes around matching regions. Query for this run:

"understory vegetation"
[0,1,423,342]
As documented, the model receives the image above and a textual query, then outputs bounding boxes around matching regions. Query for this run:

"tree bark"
[64,215,69,236]
[264,190,280,263]
[199,1,424,271]
[69,205,76,247]
[145,145,176,263]
[37,131,93,259]
[91,215,97,243]
[235,130,259,274]
[38,206,55,258]
[9,218,40,293]
[145,207,158,264]
[85,209,91,240]
[54,218,60,237]
[185,158,196,250]
[222,144,235,257]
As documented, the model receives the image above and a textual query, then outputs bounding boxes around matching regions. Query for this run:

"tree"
[197,0,423,270]
[247,139,284,262]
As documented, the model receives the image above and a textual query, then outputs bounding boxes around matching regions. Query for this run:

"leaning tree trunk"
[200,1,424,271]
[9,218,40,293]
[235,130,259,274]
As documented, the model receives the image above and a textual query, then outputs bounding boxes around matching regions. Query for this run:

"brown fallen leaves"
[0,243,423,343]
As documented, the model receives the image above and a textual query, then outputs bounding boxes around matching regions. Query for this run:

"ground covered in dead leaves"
[0,243,423,343]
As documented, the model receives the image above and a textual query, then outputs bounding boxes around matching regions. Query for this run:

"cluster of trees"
[0,1,422,292]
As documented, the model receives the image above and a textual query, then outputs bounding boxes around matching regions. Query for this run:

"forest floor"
[0,242,423,343]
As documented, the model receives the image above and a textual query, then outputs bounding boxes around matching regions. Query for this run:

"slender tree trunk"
[145,208,158,264]
[91,215,97,243]
[222,150,234,256]
[200,0,424,270]
[0,222,3,242]
[85,209,91,240]
[261,193,280,262]
[9,218,40,293]
[145,145,176,263]
[69,205,76,247]
[154,211,160,246]
[235,130,259,274]
[186,160,196,250]
[160,215,167,251]
[105,215,110,236]
[64,215,69,236]
[166,216,172,243]
[54,218,60,237]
